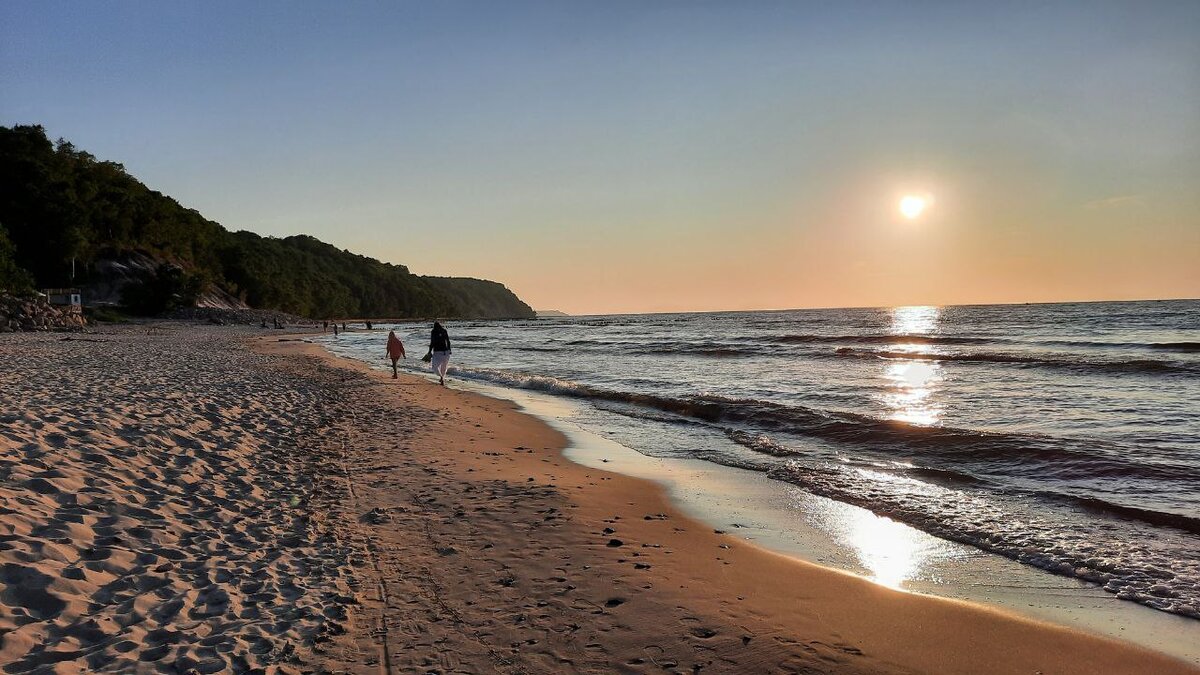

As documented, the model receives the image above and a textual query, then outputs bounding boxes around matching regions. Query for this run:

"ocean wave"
[833,347,1197,375]
[649,345,757,357]
[724,429,800,457]
[722,428,1190,528]
[450,367,595,398]
[451,366,1197,485]
[1041,339,1200,352]
[560,342,760,357]
[453,366,739,422]
[771,333,997,346]
[765,461,1200,619]
[1035,493,1200,535]
[901,465,988,485]
[563,338,640,348]
[1147,341,1200,352]
[591,400,711,427]
[555,339,759,357]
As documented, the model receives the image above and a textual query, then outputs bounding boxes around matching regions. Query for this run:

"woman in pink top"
[386,330,406,378]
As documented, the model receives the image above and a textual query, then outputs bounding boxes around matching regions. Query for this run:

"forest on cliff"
[0,125,533,319]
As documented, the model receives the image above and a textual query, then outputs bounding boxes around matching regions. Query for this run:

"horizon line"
[537,296,1199,318]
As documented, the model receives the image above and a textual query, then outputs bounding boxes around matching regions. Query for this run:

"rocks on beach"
[0,293,86,332]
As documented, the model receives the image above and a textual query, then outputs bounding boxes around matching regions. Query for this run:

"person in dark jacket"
[429,321,452,385]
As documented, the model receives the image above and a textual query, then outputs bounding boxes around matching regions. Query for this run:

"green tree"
[0,223,33,292]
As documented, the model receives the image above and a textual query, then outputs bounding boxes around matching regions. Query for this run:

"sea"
[321,300,1200,620]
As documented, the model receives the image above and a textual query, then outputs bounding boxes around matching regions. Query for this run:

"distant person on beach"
[366,320,373,330]
[386,330,406,378]
[333,323,339,337]
[323,321,328,332]
[429,321,452,386]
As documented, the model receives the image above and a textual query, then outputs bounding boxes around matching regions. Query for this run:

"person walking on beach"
[386,330,406,379]
[429,321,452,386]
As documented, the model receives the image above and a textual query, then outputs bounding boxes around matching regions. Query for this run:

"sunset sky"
[3,1,1198,314]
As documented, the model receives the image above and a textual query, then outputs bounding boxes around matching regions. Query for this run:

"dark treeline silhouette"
[0,124,534,319]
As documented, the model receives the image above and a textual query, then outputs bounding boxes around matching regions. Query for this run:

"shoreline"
[279,333,1197,673]
[443,377,1200,665]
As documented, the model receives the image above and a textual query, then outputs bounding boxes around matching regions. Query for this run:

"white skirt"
[431,350,451,377]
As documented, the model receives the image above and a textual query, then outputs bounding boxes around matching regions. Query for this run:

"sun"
[899,195,928,219]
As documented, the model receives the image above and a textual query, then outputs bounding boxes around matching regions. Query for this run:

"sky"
[2,1,1198,314]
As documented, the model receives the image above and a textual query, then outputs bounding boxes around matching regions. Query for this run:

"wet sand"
[468,382,1200,666]
[0,325,1194,673]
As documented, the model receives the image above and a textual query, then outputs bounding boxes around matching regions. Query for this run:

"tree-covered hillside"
[0,125,534,319]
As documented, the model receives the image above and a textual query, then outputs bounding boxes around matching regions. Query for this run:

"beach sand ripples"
[0,328,360,673]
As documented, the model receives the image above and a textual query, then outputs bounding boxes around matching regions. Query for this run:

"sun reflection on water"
[889,305,940,335]
[882,361,943,425]
[845,508,924,589]
[799,476,965,592]
[881,306,945,426]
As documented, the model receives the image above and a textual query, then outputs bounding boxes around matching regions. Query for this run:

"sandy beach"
[1,324,1195,674]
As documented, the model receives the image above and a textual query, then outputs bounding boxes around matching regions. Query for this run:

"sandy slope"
[1,325,1193,674]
